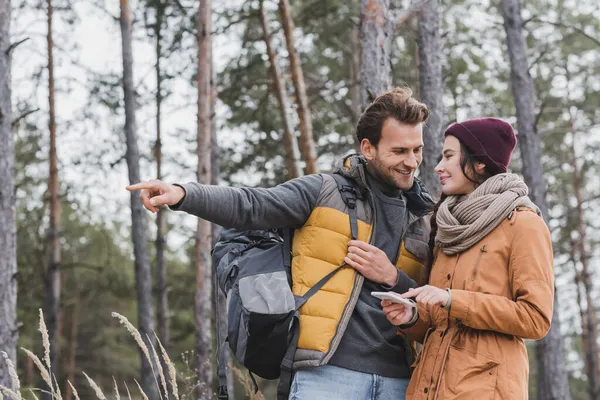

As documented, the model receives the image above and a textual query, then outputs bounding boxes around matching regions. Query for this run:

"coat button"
[447,273,451,280]
[424,388,428,393]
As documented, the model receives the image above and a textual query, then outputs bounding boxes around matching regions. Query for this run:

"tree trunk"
[196,1,213,398]
[278,0,318,174]
[349,22,362,131]
[359,0,393,111]
[417,0,443,197]
[64,296,79,400]
[502,1,572,399]
[210,53,235,400]
[0,0,17,392]
[569,129,599,398]
[259,0,302,179]
[45,0,62,384]
[119,1,158,397]
[154,0,169,354]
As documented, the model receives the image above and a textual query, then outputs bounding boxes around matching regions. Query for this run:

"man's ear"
[360,139,376,161]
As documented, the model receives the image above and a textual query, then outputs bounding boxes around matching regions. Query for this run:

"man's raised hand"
[126,180,185,213]
[344,240,398,286]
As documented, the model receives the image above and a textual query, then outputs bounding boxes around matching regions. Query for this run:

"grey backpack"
[211,174,358,400]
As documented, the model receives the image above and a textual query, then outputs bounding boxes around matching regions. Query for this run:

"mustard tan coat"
[401,208,554,399]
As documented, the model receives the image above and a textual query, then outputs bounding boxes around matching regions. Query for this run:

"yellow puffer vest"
[291,158,431,369]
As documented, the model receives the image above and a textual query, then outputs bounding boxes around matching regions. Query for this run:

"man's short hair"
[356,87,429,147]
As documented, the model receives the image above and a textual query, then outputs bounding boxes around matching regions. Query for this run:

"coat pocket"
[470,245,488,281]
[445,346,499,399]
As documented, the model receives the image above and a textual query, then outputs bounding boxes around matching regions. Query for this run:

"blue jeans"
[289,364,409,400]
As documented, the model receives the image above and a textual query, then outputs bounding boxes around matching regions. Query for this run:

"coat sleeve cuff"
[397,306,419,329]
[448,289,473,323]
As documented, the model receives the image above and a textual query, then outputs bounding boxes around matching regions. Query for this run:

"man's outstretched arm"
[127,175,323,230]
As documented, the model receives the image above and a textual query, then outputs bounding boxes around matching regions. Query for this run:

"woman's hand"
[382,300,415,326]
[402,285,449,307]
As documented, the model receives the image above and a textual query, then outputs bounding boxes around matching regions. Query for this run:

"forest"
[0,0,599,399]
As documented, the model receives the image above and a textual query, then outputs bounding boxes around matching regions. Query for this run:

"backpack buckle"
[218,385,229,399]
[346,197,356,209]
[340,185,357,208]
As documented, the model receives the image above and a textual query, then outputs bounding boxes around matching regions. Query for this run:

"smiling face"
[435,135,486,196]
[360,117,424,191]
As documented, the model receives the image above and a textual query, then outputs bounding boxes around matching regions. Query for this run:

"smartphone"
[371,291,416,308]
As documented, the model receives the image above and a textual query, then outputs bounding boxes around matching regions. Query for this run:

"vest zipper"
[471,245,487,281]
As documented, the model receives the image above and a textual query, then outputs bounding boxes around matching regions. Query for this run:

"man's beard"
[368,157,406,190]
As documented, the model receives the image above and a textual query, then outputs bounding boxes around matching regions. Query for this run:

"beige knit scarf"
[436,173,540,255]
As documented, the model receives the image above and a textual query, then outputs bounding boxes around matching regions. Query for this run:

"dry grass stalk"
[38,309,51,372]
[133,380,149,400]
[233,367,264,400]
[1,351,21,399]
[112,377,119,400]
[154,333,178,400]
[110,314,162,398]
[52,375,62,400]
[123,382,132,400]
[82,372,106,400]
[67,382,80,400]
[0,385,19,400]
[29,389,39,400]
[20,348,52,393]
[146,334,167,399]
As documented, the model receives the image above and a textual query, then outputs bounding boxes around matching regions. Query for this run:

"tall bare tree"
[0,0,17,392]
[359,0,393,110]
[209,50,235,399]
[119,0,157,397]
[196,1,213,397]
[569,127,599,399]
[417,0,443,196]
[259,0,302,179]
[278,0,319,174]
[45,0,61,377]
[502,0,572,398]
[152,0,170,352]
[349,22,362,130]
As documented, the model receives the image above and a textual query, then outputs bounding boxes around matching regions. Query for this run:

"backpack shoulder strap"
[331,173,359,240]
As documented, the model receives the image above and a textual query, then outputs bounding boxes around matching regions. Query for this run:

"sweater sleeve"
[449,212,554,340]
[170,174,324,230]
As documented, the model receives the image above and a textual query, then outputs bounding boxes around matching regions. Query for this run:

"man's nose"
[405,154,418,169]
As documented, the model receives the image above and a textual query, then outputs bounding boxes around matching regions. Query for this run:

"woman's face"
[435,135,484,196]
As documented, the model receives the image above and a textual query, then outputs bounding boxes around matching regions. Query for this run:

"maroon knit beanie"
[444,118,517,174]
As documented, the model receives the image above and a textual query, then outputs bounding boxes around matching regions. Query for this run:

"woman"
[382,118,554,399]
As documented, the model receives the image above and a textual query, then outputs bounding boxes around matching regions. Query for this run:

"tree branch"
[531,18,600,47]
[528,46,550,71]
[12,108,40,128]
[393,0,431,26]
[90,1,119,22]
[110,154,126,168]
[6,38,29,55]
[60,262,104,272]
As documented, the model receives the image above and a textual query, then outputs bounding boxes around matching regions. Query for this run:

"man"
[128,87,434,399]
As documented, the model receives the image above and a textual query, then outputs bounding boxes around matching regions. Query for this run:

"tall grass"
[0,309,264,400]
[0,309,179,400]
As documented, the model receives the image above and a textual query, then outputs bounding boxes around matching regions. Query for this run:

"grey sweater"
[172,173,421,378]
